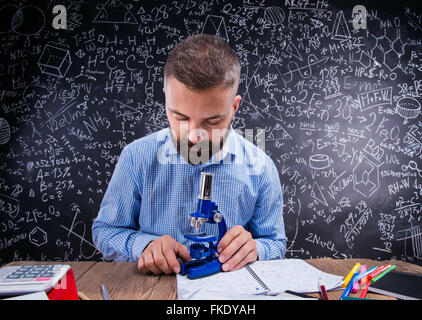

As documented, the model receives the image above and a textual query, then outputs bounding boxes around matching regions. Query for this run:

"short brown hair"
[164,34,240,91]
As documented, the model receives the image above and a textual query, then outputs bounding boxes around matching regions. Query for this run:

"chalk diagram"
[309,154,330,170]
[38,42,72,78]
[397,222,422,261]
[0,4,45,46]
[0,118,11,145]
[331,10,351,41]
[93,0,138,24]
[310,181,328,206]
[201,15,229,42]
[353,154,382,198]
[285,196,304,257]
[60,203,99,260]
[263,7,285,25]
[396,97,421,124]
[270,54,329,86]
[370,28,405,71]
[29,227,48,247]
[266,123,293,141]
[286,41,303,61]
[113,99,143,121]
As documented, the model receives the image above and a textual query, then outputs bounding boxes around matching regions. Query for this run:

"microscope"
[180,172,227,279]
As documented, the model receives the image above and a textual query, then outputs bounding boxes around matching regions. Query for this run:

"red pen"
[359,281,369,298]
[318,278,328,300]
[367,264,391,282]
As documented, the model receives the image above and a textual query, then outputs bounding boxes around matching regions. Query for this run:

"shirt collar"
[164,125,242,164]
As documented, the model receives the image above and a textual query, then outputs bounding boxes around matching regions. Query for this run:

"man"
[92,34,286,275]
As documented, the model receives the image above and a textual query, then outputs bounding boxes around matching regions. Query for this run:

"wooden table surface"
[6,258,422,300]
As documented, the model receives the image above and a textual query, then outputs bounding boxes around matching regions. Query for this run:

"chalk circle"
[309,154,330,170]
[0,4,19,33]
[264,7,285,25]
[11,5,45,36]
[0,117,11,145]
[396,97,421,124]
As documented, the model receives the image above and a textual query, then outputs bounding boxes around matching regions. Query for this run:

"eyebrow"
[168,107,226,120]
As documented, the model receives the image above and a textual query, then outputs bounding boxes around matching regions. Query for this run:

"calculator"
[0,264,70,296]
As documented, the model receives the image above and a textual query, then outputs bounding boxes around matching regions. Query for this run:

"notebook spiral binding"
[245,265,271,292]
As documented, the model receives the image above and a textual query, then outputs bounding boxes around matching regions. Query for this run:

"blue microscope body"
[180,173,227,279]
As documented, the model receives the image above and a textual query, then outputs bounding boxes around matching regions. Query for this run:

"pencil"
[78,291,90,300]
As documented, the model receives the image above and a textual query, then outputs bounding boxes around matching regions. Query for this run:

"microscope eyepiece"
[198,172,213,200]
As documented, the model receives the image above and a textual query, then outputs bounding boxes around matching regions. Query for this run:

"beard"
[170,125,231,165]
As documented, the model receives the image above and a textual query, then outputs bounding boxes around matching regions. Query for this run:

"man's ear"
[233,95,241,115]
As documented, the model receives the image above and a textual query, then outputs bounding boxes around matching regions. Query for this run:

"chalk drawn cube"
[38,43,72,78]
[29,226,48,247]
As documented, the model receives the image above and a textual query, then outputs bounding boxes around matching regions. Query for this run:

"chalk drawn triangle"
[267,122,293,140]
[93,0,138,24]
[311,181,328,206]
[202,15,229,42]
[331,11,351,41]
[113,99,141,119]
[310,18,324,28]
[287,42,303,61]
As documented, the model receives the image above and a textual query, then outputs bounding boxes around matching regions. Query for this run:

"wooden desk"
[5,258,422,300]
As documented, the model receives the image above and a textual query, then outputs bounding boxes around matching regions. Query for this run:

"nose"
[188,127,205,145]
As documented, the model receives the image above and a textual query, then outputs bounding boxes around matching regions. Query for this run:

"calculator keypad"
[1,265,66,283]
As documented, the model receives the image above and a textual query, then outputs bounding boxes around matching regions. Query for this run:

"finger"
[217,225,243,253]
[138,255,150,274]
[152,244,172,275]
[162,240,181,274]
[175,242,191,262]
[219,230,251,264]
[230,250,258,271]
[222,240,256,271]
[143,250,161,275]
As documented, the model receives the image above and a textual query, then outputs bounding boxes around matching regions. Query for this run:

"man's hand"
[217,225,257,271]
[138,235,191,275]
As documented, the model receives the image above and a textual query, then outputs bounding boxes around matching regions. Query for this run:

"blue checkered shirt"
[92,126,287,262]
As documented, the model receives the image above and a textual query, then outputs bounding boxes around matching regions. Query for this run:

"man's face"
[163,77,241,164]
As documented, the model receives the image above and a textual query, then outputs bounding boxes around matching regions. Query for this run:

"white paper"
[177,258,343,299]
[177,267,267,300]
[178,288,317,300]
[249,259,344,294]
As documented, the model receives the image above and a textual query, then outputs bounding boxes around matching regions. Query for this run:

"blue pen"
[353,266,378,283]
[340,272,359,300]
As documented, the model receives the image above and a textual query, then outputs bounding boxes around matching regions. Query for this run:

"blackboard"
[0,0,421,266]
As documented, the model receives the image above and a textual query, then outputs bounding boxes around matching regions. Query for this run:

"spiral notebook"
[177,259,343,299]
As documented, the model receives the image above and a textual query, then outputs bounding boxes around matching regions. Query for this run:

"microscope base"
[180,258,222,279]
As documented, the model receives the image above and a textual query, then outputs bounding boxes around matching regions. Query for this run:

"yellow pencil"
[78,291,90,300]
[342,263,361,288]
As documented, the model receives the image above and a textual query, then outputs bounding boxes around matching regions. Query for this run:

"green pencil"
[370,265,396,284]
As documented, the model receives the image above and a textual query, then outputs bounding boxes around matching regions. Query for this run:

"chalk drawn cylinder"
[396,97,421,123]
[309,154,330,170]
